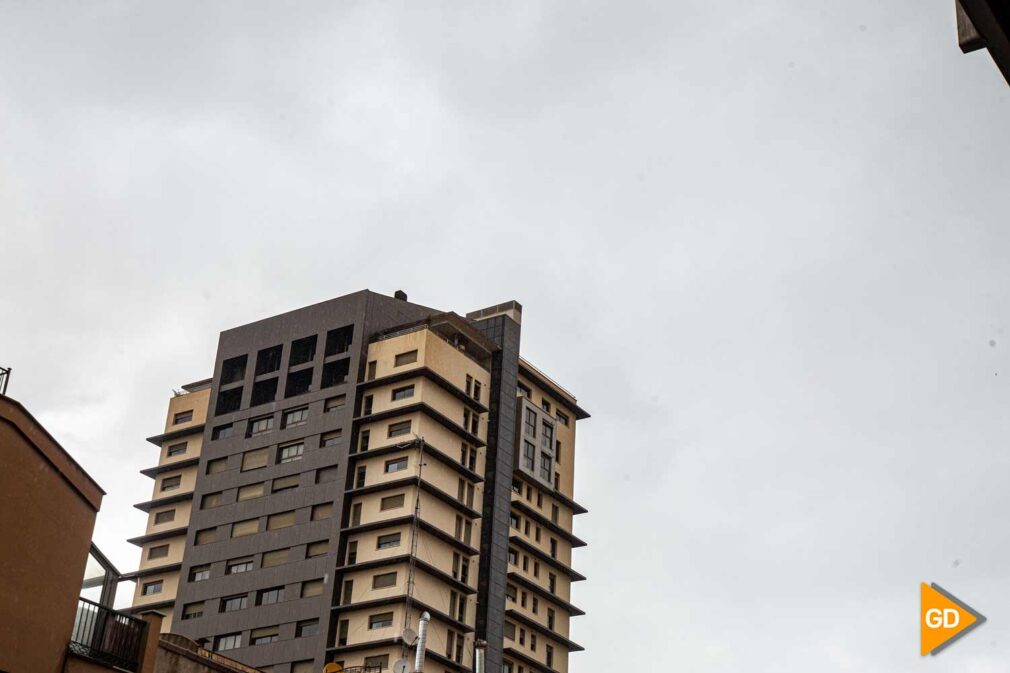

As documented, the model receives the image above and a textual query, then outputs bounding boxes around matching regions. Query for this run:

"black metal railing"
[68,597,146,672]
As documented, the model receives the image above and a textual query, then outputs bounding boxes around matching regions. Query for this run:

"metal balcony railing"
[68,597,146,672]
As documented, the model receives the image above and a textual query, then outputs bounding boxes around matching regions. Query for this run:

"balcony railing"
[68,597,146,672]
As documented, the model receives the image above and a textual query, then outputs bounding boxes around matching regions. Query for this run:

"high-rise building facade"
[126,291,588,673]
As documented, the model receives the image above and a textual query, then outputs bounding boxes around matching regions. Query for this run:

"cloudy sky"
[3,1,1010,671]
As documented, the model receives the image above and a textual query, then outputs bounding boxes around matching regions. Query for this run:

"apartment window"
[552,504,560,523]
[546,645,555,669]
[473,380,481,401]
[285,368,313,397]
[369,612,394,629]
[460,557,470,584]
[463,408,470,432]
[166,442,187,457]
[380,493,405,510]
[346,540,358,565]
[189,565,210,581]
[141,580,163,596]
[278,441,305,463]
[181,602,203,620]
[504,621,516,640]
[504,662,513,673]
[446,631,456,660]
[394,350,418,367]
[466,375,473,396]
[201,491,222,508]
[523,441,535,470]
[363,655,388,670]
[518,381,532,398]
[316,466,339,484]
[232,518,259,538]
[508,548,518,565]
[256,345,283,375]
[385,456,408,473]
[337,620,350,647]
[248,415,273,436]
[220,594,248,612]
[358,429,370,453]
[215,634,241,652]
[160,475,181,492]
[377,533,401,549]
[226,558,254,575]
[525,409,537,437]
[206,457,227,475]
[311,502,333,521]
[220,354,247,385]
[325,394,346,411]
[267,510,296,530]
[251,377,278,406]
[530,633,538,652]
[261,548,289,568]
[540,453,551,480]
[250,627,279,645]
[366,360,377,380]
[521,592,527,608]
[547,608,556,630]
[195,528,216,545]
[372,571,397,589]
[289,334,317,366]
[549,573,557,594]
[153,509,175,525]
[241,448,268,471]
[510,512,520,529]
[173,410,193,425]
[506,584,517,602]
[257,586,285,606]
[533,596,539,614]
[325,325,354,355]
[555,440,562,462]
[237,482,265,501]
[283,407,309,428]
[554,472,561,490]
[534,561,540,577]
[301,579,324,598]
[342,580,353,605]
[215,387,242,416]
[556,410,569,426]
[148,544,169,560]
[537,492,543,508]
[295,619,320,638]
[321,429,343,447]
[355,466,366,488]
[512,477,522,494]
[391,384,414,401]
[272,474,300,493]
[212,423,234,440]
[519,628,525,646]
[350,503,361,526]
[306,540,329,558]
[388,420,411,438]
[362,395,373,415]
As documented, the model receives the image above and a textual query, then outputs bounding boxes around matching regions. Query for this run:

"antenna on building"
[0,366,11,396]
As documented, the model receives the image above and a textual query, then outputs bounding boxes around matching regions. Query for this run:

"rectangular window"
[195,528,216,545]
[248,415,273,436]
[307,540,329,558]
[289,335,318,366]
[316,466,339,484]
[546,645,554,668]
[391,384,414,401]
[342,580,353,605]
[380,493,405,510]
[166,442,187,457]
[160,475,182,492]
[241,448,268,471]
[301,579,324,598]
[285,368,313,398]
[369,612,394,629]
[220,594,248,612]
[215,387,242,416]
[355,466,366,488]
[201,492,222,509]
[251,627,279,645]
[542,420,554,449]
[181,602,203,620]
[524,441,535,470]
[173,410,193,425]
[256,345,283,375]
[556,410,569,426]
[506,584,517,602]
[189,565,210,581]
[261,548,289,568]
[267,510,296,530]
[325,325,354,355]
[321,359,350,388]
[153,509,175,525]
[141,580,163,596]
[296,619,320,637]
[358,429,370,452]
[279,441,305,463]
[466,375,473,395]
[377,533,401,549]
[540,452,551,480]
[251,377,278,406]
[366,360,377,380]
[508,548,518,565]
[473,380,481,402]
[283,407,309,428]
[215,633,241,652]
[257,586,285,605]
[226,558,254,575]
[212,423,233,440]
[321,429,343,447]
[388,420,411,438]
[394,350,418,367]
[549,573,557,594]
[518,381,532,398]
[148,544,169,560]
[206,457,227,474]
[525,409,537,437]
[237,482,265,501]
[364,655,388,670]
[311,502,333,521]
[363,395,373,415]
[504,621,516,640]
[232,518,259,538]
[325,394,346,411]
[221,354,247,385]
[385,456,408,473]
[346,540,358,565]
[372,571,397,589]
[272,474,300,493]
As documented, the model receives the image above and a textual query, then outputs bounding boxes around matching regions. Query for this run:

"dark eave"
[342,516,479,556]
[121,562,183,581]
[507,572,585,617]
[358,368,489,414]
[505,608,584,652]
[509,536,586,582]
[517,362,590,420]
[349,441,483,483]
[335,555,475,596]
[146,423,206,447]
[355,403,486,448]
[511,499,586,547]
[140,457,200,478]
[331,595,472,634]
[346,477,481,520]
[127,526,189,547]
[513,470,588,515]
[959,0,1010,85]
[328,638,472,673]
[133,491,193,513]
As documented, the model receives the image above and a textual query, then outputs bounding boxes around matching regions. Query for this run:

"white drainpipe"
[414,611,431,673]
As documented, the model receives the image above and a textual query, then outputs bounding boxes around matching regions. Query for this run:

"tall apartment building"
[126,290,588,673]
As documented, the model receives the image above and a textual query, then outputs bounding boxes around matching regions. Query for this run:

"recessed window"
[316,466,339,484]
[466,375,473,396]
[173,410,193,425]
[221,355,247,385]
[285,368,313,398]
[368,612,394,629]
[160,475,182,492]
[251,377,278,406]
[518,381,532,398]
[377,533,401,549]
[506,584,517,602]
[325,394,346,411]
[267,510,296,531]
[231,518,259,538]
[301,579,324,598]
[153,509,175,525]
[220,594,248,612]
[306,540,329,558]
[189,564,210,581]
[141,580,163,596]
[363,395,373,415]
[380,493,405,510]
[215,633,242,652]
[364,656,389,670]
[325,325,354,356]
[201,491,223,509]
[248,415,273,436]
[388,420,411,438]
[279,441,305,463]
[250,627,279,645]
[241,447,269,471]
[473,380,481,402]
[211,423,234,440]
[237,482,265,501]
[257,586,285,606]
[321,429,343,447]
[322,359,350,388]
[540,452,552,480]
[148,544,169,560]
[311,502,333,521]
[166,442,187,457]
[556,410,569,426]
[226,558,254,575]
[181,602,203,620]
[358,430,370,453]
[372,571,397,589]
[296,619,320,637]
[355,466,366,488]
[289,335,318,366]
[508,548,518,565]
[394,350,418,367]
[385,456,408,473]
[261,548,289,568]
[366,361,377,380]
[206,457,228,475]
[215,387,242,416]
[391,385,414,401]
[255,345,283,376]
[272,474,299,493]
[523,441,535,470]
[525,408,537,437]
[283,407,309,428]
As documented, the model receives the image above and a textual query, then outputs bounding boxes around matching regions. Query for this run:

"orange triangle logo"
[921,583,986,655]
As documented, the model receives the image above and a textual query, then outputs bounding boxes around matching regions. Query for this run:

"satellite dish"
[401,627,418,646]
[393,659,411,673]
[323,665,344,673]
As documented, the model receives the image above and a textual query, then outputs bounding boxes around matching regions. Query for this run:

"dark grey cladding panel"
[470,314,521,673]
[172,290,435,671]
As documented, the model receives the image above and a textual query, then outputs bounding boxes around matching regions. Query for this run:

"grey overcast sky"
[2,1,1010,671]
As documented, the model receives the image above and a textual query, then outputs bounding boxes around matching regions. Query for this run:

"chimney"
[394,290,408,301]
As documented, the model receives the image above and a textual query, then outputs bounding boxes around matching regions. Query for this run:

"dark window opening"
[215,387,242,415]
[325,325,354,356]
[250,377,278,406]
[289,335,318,366]
[322,358,349,388]
[255,345,283,376]
[220,355,247,385]
[211,423,233,440]
[285,368,313,398]
[173,410,193,425]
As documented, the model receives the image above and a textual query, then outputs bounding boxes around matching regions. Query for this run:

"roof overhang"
[957,0,1010,85]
